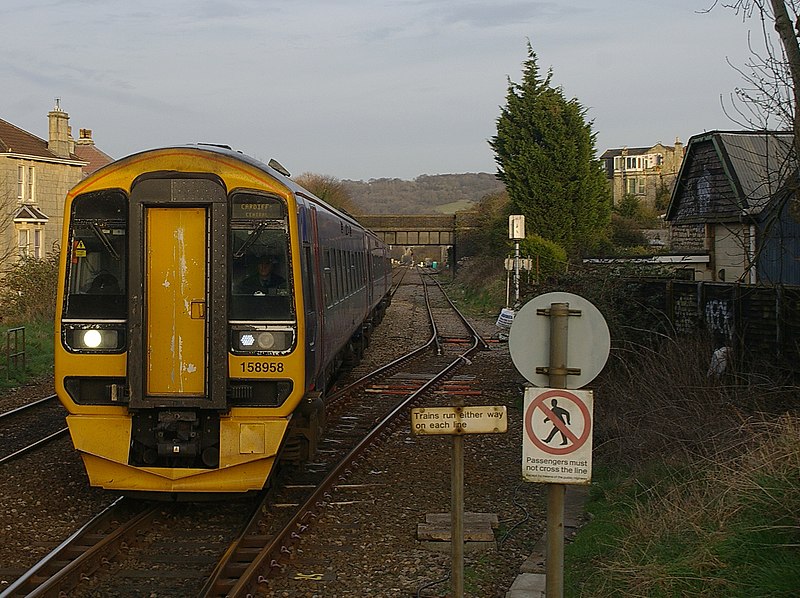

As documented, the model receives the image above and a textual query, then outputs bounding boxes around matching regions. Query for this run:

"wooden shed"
[666,130,800,284]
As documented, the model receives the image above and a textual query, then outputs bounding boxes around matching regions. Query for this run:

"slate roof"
[12,204,49,222]
[599,143,676,160]
[0,116,80,161]
[74,142,113,175]
[714,131,794,214]
[667,130,795,221]
[599,146,654,159]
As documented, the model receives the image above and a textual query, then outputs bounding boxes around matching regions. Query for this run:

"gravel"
[0,277,545,597]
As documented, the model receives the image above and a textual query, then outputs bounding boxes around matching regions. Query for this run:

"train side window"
[303,246,315,312]
[323,248,333,308]
[64,191,128,320]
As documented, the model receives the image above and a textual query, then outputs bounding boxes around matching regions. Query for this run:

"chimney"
[76,128,95,146]
[48,98,71,158]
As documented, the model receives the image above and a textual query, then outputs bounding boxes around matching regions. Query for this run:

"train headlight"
[66,327,123,351]
[233,327,293,353]
[83,329,103,348]
[257,332,275,349]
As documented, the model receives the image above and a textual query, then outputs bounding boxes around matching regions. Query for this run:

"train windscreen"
[63,191,128,320]
[230,194,293,321]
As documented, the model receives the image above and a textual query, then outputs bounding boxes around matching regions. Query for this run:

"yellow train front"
[55,145,390,495]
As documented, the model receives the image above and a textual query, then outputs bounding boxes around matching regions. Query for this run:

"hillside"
[342,173,504,214]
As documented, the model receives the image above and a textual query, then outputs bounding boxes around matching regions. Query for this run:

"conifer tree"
[490,42,611,256]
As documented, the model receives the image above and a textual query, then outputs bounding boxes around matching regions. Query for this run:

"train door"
[128,176,228,410]
[145,207,206,395]
[305,206,326,388]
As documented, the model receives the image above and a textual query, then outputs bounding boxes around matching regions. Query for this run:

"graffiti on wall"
[704,298,733,340]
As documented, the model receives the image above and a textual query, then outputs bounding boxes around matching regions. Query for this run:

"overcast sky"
[0,1,768,181]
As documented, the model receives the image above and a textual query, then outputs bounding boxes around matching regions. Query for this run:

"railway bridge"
[355,214,457,268]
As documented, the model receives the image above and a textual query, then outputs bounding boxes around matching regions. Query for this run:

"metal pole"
[452,428,465,597]
[514,241,521,305]
[506,266,511,308]
[546,302,569,598]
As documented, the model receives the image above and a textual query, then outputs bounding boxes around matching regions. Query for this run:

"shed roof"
[667,130,795,222]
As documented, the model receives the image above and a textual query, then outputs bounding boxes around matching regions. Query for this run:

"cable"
[498,481,530,547]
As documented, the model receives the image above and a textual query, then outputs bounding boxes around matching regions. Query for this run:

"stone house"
[0,102,111,270]
[666,130,800,284]
[600,140,684,209]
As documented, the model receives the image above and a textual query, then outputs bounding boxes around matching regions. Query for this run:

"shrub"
[519,233,568,278]
[0,254,59,323]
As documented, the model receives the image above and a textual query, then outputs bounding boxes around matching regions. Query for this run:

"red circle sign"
[524,389,591,455]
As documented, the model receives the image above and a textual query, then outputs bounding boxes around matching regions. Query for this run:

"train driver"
[237,255,286,295]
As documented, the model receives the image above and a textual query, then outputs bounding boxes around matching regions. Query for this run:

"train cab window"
[63,191,128,320]
[230,193,293,322]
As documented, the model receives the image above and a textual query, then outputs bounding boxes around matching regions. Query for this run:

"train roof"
[88,143,367,231]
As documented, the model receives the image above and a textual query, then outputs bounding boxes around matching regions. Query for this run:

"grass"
[0,319,54,390]
[566,421,800,597]
[444,262,800,596]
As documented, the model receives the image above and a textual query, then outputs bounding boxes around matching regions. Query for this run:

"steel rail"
[0,427,70,466]
[423,272,490,352]
[1,497,159,598]
[326,270,437,405]
[0,394,57,420]
[205,268,484,597]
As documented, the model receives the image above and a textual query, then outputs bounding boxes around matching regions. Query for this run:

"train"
[54,144,391,495]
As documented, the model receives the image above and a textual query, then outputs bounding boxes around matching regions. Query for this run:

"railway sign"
[411,406,507,435]
[522,388,593,484]
[509,292,610,389]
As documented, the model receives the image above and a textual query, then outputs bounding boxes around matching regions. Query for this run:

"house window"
[34,228,42,258]
[15,164,36,202]
[27,166,35,202]
[17,165,24,200]
[624,156,646,171]
[18,229,29,258]
[625,177,646,195]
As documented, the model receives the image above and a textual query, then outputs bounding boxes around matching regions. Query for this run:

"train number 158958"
[240,362,284,373]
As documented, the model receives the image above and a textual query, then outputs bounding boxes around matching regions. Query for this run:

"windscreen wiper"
[91,223,120,260]
[234,223,266,259]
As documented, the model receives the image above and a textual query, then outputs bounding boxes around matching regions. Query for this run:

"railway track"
[0,394,69,465]
[3,268,490,597]
[201,268,488,597]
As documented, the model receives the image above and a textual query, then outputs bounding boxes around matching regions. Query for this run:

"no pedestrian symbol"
[522,388,593,484]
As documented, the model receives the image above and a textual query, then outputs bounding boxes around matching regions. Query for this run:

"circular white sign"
[509,292,610,388]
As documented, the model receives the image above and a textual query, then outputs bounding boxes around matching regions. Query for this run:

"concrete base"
[506,573,546,597]
[510,486,590,594]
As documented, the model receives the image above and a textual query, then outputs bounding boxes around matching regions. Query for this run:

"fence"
[624,280,800,370]
[4,326,26,380]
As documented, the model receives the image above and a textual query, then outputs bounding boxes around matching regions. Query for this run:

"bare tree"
[0,174,19,274]
[294,172,359,215]
[712,1,800,151]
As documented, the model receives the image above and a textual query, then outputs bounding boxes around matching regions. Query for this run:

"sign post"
[508,215,525,307]
[546,302,568,597]
[509,292,609,598]
[411,405,507,598]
